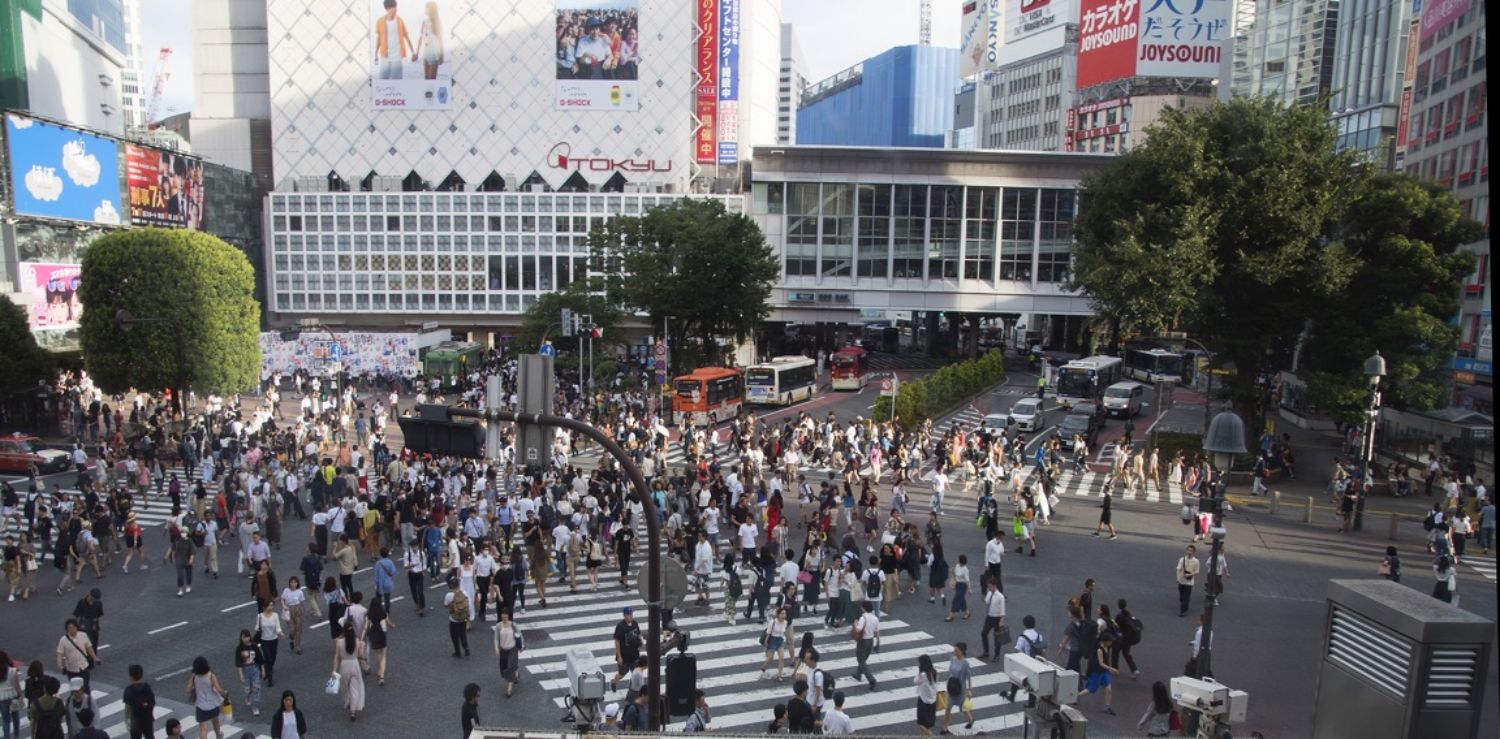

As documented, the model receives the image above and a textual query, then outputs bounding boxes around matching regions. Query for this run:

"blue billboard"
[716,0,740,165]
[5,114,123,225]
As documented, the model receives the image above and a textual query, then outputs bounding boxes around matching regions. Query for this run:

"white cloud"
[94,199,121,225]
[9,115,33,129]
[24,165,63,202]
[61,140,102,187]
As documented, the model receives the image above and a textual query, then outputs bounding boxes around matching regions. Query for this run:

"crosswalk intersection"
[15,682,271,739]
[1465,555,1497,584]
[511,553,1033,734]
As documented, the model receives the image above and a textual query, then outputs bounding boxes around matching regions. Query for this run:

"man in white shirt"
[819,691,855,736]
[1176,545,1201,617]
[737,519,759,562]
[473,546,497,621]
[777,549,800,589]
[804,650,828,715]
[701,503,721,554]
[403,546,427,616]
[551,522,572,582]
[978,577,1006,660]
[850,603,880,690]
[930,470,948,515]
[984,531,1005,593]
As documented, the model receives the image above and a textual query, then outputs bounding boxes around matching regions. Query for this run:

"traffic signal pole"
[439,404,665,730]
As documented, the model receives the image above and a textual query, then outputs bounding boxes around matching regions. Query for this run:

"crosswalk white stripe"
[18,692,271,739]
[527,618,920,666]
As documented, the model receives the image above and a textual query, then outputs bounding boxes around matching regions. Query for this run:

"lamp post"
[1353,351,1386,532]
[1196,407,1246,681]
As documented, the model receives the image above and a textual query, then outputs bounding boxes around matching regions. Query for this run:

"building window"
[754,182,785,214]
[999,188,1036,282]
[856,184,891,279]
[962,187,997,281]
[785,183,820,277]
[892,185,927,278]
[927,186,962,281]
[819,184,854,278]
[1036,189,1076,283]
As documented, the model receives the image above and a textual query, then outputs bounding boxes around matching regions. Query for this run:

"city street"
[6,366,1493,739]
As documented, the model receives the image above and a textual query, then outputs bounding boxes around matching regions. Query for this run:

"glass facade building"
[796,45,959,148]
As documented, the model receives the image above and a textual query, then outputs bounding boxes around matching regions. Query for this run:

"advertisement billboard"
[717,0,740,165]
[1008,0,1070,44]
[695,0,719,164]
[1076,0,1139,88]
[369,0,453,109]
[4,114,122,225]
[1419,0,1469,42]
[1136,0,1232,81]
[959,0,990,77]
[125,144,205,229]
[17,262,82,332]
[555,0,641,111]
[986,0,1004,68]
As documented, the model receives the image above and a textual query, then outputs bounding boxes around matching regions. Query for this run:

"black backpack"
[865,570,882,599]
[1128,616,1145,642]
[727,568,744,599]
[817,668,836,696]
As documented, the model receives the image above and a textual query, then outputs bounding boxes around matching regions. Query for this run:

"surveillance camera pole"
[443,405,665,730]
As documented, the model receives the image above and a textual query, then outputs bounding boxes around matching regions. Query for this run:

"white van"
[1102,381,1146,418]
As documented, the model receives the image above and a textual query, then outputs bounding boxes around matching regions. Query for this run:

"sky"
[136,0,962,121]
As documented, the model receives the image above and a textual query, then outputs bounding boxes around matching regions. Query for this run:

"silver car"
[1007,397,1047,433]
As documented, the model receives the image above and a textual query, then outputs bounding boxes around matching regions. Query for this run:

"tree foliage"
[0,298,53,394]
[874,351,1006,430]
[1299,175,1480,423]
[78,228,261,396]
[1073,98,1365,414]
[515,279,624,372]
[589,199,779,369]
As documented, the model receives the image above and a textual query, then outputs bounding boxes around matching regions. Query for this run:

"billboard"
[694,0,718,164]
[1076,0,1139,88]
[959,0,990,77]
[986,0,1004,68]
[4,114,122,225]
[17,262,82,332]
[1137,0,1232,80]
[1008,0,1070,43]
[369,0,452,109]
[1419,0,1469,42]
[717,0,740,165]
[555,0,641,111]
[1077,0,1231,89]
[125,144,205,230]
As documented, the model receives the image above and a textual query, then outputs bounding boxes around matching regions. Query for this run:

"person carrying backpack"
[27,676,67,739]
[1113,599,1142,678]
[1015,615,1048,657]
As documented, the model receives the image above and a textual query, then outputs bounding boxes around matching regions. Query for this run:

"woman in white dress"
[331,618,364,721]
[458,556,477,625]
[416,1,444,80]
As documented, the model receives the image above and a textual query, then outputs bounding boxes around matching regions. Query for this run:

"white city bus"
[1055,355,1124,409]
[745,355,818,406]
[1124,347,1192,383]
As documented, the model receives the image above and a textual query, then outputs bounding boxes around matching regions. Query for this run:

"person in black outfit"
[72,589,104,651]
[121,664,156,739]
[460,683,481,738]
[786,679,814,734]
[1113,598,1141,677]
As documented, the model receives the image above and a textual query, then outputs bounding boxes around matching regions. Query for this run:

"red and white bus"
[672,367,744,426]
[829,346,870,391]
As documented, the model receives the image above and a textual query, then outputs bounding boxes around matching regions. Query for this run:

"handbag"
[961,693,974,712]
[934,690,948,711]
[1377,561,1392,577]
[324,672,342,695]
[1169,709,1183,731]
[997,624,1012,646]
[796,570,813,585]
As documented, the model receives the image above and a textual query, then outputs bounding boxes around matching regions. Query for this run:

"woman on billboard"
[415,1,444,81]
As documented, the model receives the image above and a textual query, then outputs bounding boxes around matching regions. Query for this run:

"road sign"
[655,370,669,386]
[637,557,690,610]
[880,376,899,397]
[655,341,667,358]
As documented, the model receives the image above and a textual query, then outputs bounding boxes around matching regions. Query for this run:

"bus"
[745,355,818,406]
[673,367,745,426]
[1124,347,1193,384]
[829,346,870,390]
[1055,355,1124,409]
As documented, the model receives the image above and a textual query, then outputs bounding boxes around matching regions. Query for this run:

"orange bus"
[829,346,870,391]
[672,367,744,426]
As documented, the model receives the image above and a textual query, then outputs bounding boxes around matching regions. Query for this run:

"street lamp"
[1195,407,1246,681]
[1353,351,1386,531]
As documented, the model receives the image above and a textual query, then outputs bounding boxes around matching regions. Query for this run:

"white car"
[1006,398,1047,433]
[981,413,1009,432]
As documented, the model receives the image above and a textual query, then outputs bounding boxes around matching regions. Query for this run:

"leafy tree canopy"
[514,279,623,367]
[0,298,54,394]
[589,198,779,369]
[78,228,261,396]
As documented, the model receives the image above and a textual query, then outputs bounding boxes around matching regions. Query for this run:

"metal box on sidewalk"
[1312,580,1493,739]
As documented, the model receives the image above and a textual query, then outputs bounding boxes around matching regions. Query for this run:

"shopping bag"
[961,694,974,712]
[934,691,948,711]
[324,672,341,695]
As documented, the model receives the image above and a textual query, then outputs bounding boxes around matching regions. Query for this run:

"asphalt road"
[4,366,1495,738]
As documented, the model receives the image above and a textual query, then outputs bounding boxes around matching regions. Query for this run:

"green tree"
[78,228,261,401]
[589,198,779,369]
[1071,98,1365,416]
[515,279,624,373]
[1299,174,1480,423]
[0,298,53,394]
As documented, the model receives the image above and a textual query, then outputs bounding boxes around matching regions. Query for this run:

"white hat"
[69,677,84,691]
[604,702,621,719]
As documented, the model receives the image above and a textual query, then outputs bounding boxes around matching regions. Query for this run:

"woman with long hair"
[332,617,365,720]
[365,596,393,686]
[492,608,522,697]
[0,650,20,739]
[1138,680,1175,736]
[415,1,443,80]
[269,690,308,739]
[913,654,939,736]
[322,576,348,641]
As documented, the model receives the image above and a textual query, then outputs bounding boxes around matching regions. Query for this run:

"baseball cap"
[604,702,620,719]
[622,606,634,615]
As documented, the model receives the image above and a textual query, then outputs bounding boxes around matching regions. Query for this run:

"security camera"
[1004,652,1058,701]
[1170,676,1229,714]
[565,648,607,701]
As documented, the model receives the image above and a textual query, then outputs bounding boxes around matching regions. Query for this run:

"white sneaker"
[177,588,184,597]
[186,586,192,593]
[7,594,13,602]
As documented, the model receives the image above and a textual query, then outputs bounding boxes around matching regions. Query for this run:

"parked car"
[0,434,70,474]
[1006,397,1048,433]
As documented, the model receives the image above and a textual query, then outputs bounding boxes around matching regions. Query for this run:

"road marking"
[221,600,257,613]
[156,665,194,680]
[98,644,111,650]
[148,620,188,635]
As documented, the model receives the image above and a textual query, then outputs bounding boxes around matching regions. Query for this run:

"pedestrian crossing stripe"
[515,587,1035,733]
[1465,556,1497,583]
[15,686,271,739]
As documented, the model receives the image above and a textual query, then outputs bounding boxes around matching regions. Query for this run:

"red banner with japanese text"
[695,0,719,164]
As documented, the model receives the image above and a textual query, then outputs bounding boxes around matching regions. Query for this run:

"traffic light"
[396,405,486,458]
[589,326,603,340]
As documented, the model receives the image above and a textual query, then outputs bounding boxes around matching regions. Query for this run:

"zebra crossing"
[15,681,271,739]
[1465,555,1497,584]
[512,563,1032,734]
